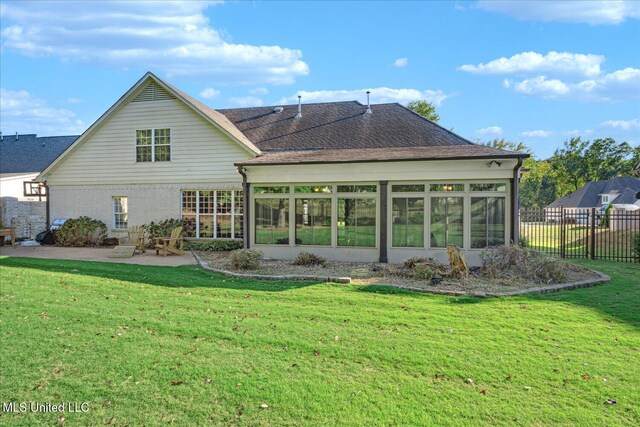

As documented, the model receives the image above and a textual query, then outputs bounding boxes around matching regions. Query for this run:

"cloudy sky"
[1,0,638,158]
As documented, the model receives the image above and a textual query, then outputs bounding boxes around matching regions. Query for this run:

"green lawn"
[0,257,638,426]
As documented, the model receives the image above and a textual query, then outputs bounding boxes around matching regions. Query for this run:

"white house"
[37,72,528,265]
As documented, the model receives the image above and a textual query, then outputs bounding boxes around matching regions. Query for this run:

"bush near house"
[292,252,327,267]
[54,216,107,247]
[229,249,263,270]
[142,219,193,248]
[480,245,567,284]
[184,239,243,252]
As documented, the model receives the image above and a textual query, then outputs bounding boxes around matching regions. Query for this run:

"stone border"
[192,253,611,297]
[192,252,351,283]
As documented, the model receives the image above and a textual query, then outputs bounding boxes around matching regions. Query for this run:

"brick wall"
[0,197,47,239]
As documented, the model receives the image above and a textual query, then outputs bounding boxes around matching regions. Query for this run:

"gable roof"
[219,101,476,151]
[38,72,259,180]
[547,176,640,208]
[0,134,78,174]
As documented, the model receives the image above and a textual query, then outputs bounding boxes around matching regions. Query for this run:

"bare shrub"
[229,249,263,270]
[480,245,567,284]
[412,264,434,280]
[292,252,327,267]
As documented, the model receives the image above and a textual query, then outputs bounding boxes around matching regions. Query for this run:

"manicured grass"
[0,257,638,426]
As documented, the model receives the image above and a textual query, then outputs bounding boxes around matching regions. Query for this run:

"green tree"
[550,137,590,195]
[483,138,531,154]
[584,138,632,182]
[407,100,440,122]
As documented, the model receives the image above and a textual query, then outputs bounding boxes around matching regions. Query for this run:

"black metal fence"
[519,207,640,262]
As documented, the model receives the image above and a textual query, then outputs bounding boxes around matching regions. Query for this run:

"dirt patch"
[196,251,603,294]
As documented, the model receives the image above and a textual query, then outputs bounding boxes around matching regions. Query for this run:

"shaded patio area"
[0,245,196,267]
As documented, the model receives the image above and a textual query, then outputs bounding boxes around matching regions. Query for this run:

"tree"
[550,137,590,195]
[483,138,532,154]
[584,138,632,182]
[407,100,439,122]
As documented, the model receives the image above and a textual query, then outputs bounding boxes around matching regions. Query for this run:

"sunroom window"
[392,198,424,247]
[337,198,376,247]
[470,197,506,248]
[295,198,332,245]
[255,198,290,244]
[430,196,463,248]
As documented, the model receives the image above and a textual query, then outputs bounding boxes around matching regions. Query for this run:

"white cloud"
[475,0,640,25]
[248,87,269,96]
[0,1,309,85]
[600,118,640,130]
[0,88,85,135]
[200,88,220,99]
[66,97,82,104]
[459,51,604,77]
[475,126,503,136]
[508,68,640,102]
[520,130,553,138]
[228,96,264,107]
[392,57,408,68]
[280,87,451,107]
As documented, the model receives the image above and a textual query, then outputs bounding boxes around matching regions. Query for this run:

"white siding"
[45,97,252,185]
[0,173,39,201]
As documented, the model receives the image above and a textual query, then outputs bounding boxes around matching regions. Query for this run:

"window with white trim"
[113,197,128,230]
[181,190,243,238]
[136,128,171,162]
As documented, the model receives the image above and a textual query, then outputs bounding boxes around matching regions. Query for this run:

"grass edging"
[192,252,352,283]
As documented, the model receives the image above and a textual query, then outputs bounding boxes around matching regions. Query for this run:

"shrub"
[54,216,107,247]
[184,239,243,252]
[142,219,190,248]
[292,252,327,267]
[480,245,567,284]
[229,249,262,270]
[412,264,434,280]
[403,257,431,269]
[518,236,530,248]
[632,232,640,262]
[601,203,613,228]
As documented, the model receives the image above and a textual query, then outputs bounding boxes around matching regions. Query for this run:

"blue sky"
[1,0,639,158]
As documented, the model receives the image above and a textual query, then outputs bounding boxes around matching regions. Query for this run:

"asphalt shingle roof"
[0,134,78,174]
[547,176,640,208]
[219,101,478,152]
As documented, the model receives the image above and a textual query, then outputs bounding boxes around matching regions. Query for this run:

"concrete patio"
[0,245,196,267]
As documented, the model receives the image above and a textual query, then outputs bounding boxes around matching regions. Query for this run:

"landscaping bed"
[195,248,606,295]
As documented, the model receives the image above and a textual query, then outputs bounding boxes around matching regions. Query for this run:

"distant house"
[36,72,529,266]
[546,176,640,214]
[0,134,78,201]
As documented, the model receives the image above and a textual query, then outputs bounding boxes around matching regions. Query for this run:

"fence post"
[590,207,596,260]
[560,207,565,258]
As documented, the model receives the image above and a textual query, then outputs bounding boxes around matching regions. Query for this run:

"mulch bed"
[196,251,605,295]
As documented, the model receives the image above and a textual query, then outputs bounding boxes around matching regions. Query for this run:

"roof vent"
[15,132,18,140]
[295,95,302,119]
[365,91,372,114]
[273,106,284,113]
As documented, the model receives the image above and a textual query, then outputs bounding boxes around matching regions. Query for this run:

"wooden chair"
[155,226,184,256]
[127,225,146,254]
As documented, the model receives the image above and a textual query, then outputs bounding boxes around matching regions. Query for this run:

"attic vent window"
[132,82,176,102]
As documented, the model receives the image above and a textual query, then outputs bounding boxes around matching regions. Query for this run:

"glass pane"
[136,129,151,145]
[199,215,214,238]
[392,198,424,247]
[217,215,232,238]
[430,197,463,248]
[337,198,376,247]
[255,198,289,244]
[154,144,171,162]
[254,186,289,194]
[391,184,425,192]
[234,215,243,239]
[154,128,170,145]
[337,185,377,193]
[182,215,196,237]
[294,185,332,194]
[429,184,464,192]
[471,197,505,248]
[199,191,214,214]
[470,183,507,192]
[136,146,152,162]
[234,190,243,215]
[295,198,332,246]
[217,191,232,214]
[182,191,197,214]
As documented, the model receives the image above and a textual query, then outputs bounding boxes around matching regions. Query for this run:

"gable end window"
[136,128,171,162]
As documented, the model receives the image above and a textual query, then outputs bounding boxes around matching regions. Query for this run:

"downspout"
[237,166,250,249]
[44,181,50,229]
[511,157,524,245]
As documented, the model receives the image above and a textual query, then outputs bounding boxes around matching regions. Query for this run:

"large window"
[430,197,463,248]
[337,198,376,247]
[181,190,243,238]
[392,198,424,247]
[295,198,332,246]
[471,197,505,248]
[113,197,128,230]
[255,198,290,244]
[136,128,170,162]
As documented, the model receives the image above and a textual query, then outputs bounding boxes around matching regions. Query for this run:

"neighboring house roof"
[0,134,78,174]
[219,102,477,151]
[547,176,640,208]
[236,145,522,166]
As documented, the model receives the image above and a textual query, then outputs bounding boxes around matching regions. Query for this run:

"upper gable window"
[136,128,171,162]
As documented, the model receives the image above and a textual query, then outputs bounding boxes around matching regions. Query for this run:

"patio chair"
[154,226,184,256]
[127,225,146,254]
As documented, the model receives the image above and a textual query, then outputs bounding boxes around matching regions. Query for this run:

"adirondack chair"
[155,226,184,256]
[127,225,146,254]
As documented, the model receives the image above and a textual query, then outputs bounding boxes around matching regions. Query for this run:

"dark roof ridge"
[217,100,364,111]
[395,103,475,146]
